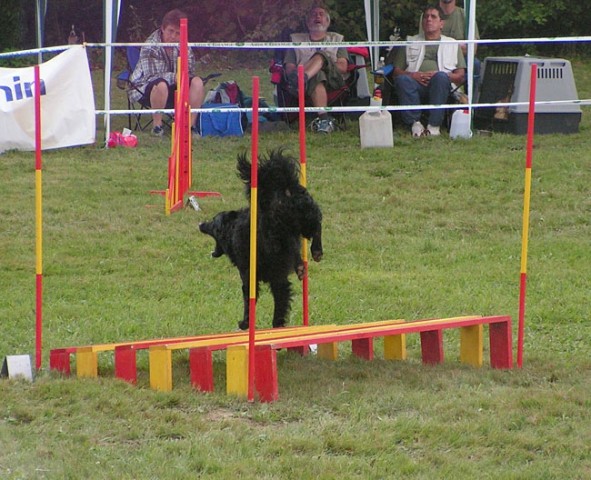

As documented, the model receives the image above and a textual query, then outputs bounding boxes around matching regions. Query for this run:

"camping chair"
[116,46,152,131]
[271,47,370,128]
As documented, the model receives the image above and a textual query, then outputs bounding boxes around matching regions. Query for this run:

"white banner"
[0,46,95,153]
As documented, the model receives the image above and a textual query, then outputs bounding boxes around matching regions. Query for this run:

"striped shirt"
[128,29,197,102]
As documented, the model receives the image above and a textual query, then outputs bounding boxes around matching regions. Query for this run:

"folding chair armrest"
[347,63,370,73]
[201,72,222,85]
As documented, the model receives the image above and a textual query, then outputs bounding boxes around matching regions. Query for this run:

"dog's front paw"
[238,319,249,331]
[311,249,323,262]
[296,262,305,280]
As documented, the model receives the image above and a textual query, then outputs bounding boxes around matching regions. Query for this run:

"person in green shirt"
[420,0,481,100]
[392,5,466,137]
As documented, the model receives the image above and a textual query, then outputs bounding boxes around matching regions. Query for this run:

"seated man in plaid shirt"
[128,9,204,137]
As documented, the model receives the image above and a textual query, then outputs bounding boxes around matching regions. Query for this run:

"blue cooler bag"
[197,103,244,137]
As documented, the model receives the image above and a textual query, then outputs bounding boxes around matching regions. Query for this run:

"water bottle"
[188,196,201,211]
[370,88,383,108]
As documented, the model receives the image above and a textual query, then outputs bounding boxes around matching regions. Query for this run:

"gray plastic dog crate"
[475,56,582,134]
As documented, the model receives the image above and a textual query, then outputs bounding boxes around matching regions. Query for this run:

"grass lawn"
[0,56,590,479]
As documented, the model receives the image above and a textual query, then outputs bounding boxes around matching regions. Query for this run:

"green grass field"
[0,60,590,478]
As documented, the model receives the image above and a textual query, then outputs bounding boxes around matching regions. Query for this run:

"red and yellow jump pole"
[297,65,310,326]
[247,76,260,402]
[34,65,43,370]
[517,63,537,368]
[177,19,190,200]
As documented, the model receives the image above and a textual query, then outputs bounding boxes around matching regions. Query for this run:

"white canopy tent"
[365,0,380,68]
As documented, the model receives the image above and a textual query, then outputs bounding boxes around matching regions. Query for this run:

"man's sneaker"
[411,121,425,138]
[191,125,201,139]
[425,124,441,137]
[151,125,164,137]
[311,117,335,134]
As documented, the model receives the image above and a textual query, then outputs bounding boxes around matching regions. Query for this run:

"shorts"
[305,51,348,97]
[138,77,196,109]
[138,79,175,109]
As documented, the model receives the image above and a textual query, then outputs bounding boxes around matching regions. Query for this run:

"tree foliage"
[0,0,24,52]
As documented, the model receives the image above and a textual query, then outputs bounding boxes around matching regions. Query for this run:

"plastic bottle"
[68,25,79,45]
[370,88,382,108]
[188,196,201,211]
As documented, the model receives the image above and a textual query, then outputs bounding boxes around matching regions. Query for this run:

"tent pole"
[103,0,121,147]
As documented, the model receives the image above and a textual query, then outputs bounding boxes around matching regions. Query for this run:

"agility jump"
[150,19,221,214]
[39,32,543,402]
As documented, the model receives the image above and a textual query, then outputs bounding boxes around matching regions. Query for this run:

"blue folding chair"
[116,47,154,131]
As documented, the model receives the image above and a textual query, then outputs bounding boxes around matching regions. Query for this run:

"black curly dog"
[199,149,323,330]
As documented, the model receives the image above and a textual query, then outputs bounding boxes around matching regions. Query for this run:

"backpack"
[197,81,248,137]
[204,80,246,105]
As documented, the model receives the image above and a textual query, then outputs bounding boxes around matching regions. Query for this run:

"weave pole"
[167,19,190,214]
[178,19,190,200]
[297,65,310,326]
[34,65,43,370]
[517,63,537,368]
[154,19,220,212]
[247,76,260,402]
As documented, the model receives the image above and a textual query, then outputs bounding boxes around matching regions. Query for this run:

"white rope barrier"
[94,97,591,119]
[2,35,591,58]
[2,38,590,135]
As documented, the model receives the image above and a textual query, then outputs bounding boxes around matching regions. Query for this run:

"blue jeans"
[394,71,451,127]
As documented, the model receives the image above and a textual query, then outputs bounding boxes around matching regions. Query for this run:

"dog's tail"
[236,152,252,187]
[237,148,300,197]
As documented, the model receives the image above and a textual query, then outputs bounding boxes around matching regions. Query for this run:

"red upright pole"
[248,76,260,402]
[153,18,221,209]
[34,65,43,370]
[517,63,537,368]
[178,19,190,198]
[297,65,310,326]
